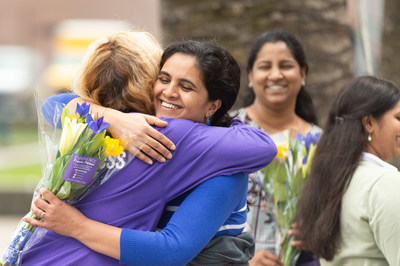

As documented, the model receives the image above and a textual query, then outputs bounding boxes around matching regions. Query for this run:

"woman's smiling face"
[249,41,306,108]
[153,53,220,123]
[367,100,400,161]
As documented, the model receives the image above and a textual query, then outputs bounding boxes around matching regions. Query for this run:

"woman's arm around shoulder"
[172,118,277,174]
[213,119,277,173]
[41,92,79,128]
[41,93,175,164]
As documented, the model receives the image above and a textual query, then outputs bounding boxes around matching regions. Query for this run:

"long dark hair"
[161,40,240,127]
[296,76,400,260]
[246,29,317,124]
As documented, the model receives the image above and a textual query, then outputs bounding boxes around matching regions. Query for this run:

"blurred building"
[0,0,160,65]
[0,0,160,129]
[41,19,132,92]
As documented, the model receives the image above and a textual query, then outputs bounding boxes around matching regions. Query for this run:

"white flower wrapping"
[0,94,134,266]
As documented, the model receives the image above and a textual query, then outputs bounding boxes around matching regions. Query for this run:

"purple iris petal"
[297,133,307,150]
[302,155,308,165]
[96,116,110,133]
[297,132,321,153]
[86,114,110,136]
[313,132,321,144]
[298,132,321,165]
[86,112,94,124]
[76,101,91,117]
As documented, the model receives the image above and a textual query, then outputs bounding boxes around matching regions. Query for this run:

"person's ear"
[207,99,222,117]
[248,71,254,88]
[301,68,306,86]
[362,114,374,134]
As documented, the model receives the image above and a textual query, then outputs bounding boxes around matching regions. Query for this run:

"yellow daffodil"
[59,117,87,156]
[103,136,124,157]
[275,141,289,160]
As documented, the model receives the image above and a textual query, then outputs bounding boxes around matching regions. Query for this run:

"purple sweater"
[21,117,277,265]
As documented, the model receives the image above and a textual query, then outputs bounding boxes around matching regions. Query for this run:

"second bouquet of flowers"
[261,132,320,266]
[0,101,124,266]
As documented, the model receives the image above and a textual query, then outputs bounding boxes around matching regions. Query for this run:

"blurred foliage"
[0,93,37,147]
[1,126,38,147]
[0,126,40,191]
[0,164,41,191]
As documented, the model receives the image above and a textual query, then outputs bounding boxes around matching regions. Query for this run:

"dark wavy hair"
[296,76,400,260]
[160,40,240,127]
[245,29,317,124]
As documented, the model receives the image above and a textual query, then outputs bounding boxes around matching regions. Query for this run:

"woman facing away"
[234,30,321,266]
[22,31,277,265]
[296,76,400,266]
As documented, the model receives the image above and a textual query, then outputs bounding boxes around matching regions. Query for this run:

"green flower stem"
[273,200,284,238]
[281,234,298,266]
[22,211,38,233]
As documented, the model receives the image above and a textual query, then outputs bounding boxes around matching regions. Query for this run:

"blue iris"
[76,101,91,118]
[86,114,110,136]
[297,132,321,164]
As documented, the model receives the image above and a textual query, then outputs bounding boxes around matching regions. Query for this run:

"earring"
[368,134,372,142]
[206,115,211,126]
[302,81,306,86]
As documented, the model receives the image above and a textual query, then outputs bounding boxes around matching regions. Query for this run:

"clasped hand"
[105,110,176,165]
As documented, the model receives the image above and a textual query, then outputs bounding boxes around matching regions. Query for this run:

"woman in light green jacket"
[296,76,400,266]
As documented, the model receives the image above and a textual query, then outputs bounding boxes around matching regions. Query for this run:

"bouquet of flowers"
[261,132,320,266]
[0,101,125,266]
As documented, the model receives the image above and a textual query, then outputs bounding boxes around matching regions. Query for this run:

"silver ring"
[40,211,46,219]
[139,144,145,150]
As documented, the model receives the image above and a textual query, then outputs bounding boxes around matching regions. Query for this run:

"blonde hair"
[72,31,163,114]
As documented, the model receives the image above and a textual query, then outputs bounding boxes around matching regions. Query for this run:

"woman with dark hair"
[243,29,317,125]
[296,76,400,265]
[234,29,321,265]
[22,34,277,265]
[159,39,239,127]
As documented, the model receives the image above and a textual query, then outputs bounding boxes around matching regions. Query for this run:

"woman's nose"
[162,84,178,98]
[268,66,283,80]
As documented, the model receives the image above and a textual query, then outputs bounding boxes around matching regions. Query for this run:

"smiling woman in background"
[235,29,321,266]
